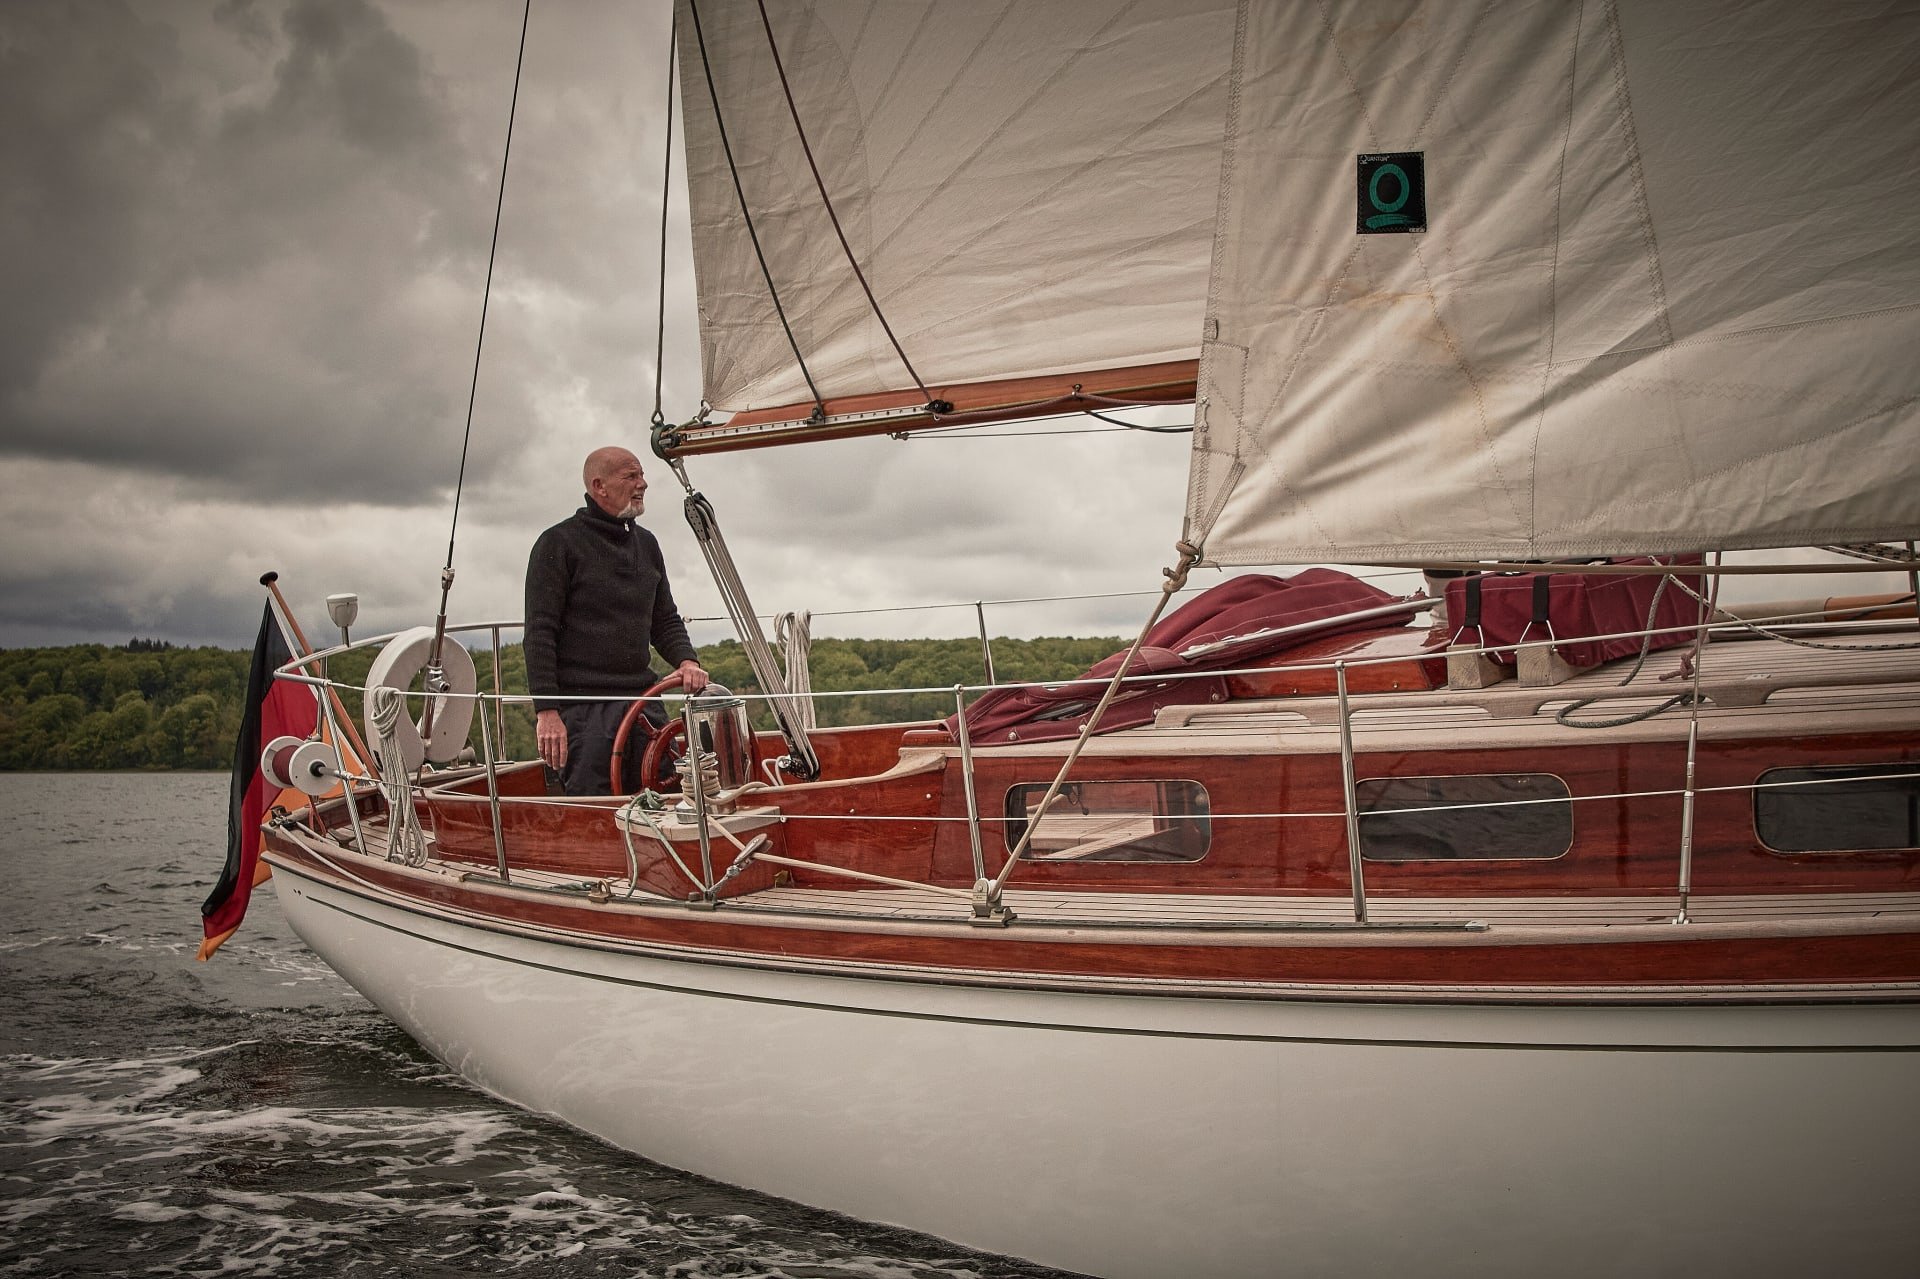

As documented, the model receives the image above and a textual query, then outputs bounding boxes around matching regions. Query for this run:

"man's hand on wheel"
[536,708,568,769]
[677,660,710,695]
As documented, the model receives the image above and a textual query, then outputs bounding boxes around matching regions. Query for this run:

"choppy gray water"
[0,774,1078,1278]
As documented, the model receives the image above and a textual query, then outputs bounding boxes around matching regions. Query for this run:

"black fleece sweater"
[524,498,699,711]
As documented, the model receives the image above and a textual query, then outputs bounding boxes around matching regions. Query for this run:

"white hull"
[271,862,1920,1278]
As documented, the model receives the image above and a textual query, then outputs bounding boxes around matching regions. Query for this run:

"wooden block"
[1516,644,1589,687]
[1445,648,1511,689]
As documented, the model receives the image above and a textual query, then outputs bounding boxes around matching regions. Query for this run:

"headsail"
[676,0,1235,420]
[1188,0,1920,563]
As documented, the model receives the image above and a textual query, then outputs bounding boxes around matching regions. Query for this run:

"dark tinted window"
[1755,765,1920,853]
[1358,774,1572,861]
[1005,780,1210,862]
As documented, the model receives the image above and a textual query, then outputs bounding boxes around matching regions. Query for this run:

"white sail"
[1187,0,1920,563]
[676,0,1235,414]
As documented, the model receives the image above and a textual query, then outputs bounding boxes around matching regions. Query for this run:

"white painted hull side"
[271,867,1920,1279]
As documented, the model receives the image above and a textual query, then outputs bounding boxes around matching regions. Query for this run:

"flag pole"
[260,572,379,779]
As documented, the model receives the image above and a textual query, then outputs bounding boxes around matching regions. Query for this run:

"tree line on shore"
[0,634,1121,771]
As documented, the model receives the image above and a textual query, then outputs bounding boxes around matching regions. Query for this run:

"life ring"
[362,626,477,773]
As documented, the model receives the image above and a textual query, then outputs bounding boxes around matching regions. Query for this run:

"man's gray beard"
[620,499,644,519]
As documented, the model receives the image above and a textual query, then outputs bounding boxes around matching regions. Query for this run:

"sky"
[0,0,1212,654]
[2,0,1903,655]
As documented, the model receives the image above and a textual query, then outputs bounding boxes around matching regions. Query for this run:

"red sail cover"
[201,604,317,960]
[1443,557,1708,668]
[951,570,1399,745]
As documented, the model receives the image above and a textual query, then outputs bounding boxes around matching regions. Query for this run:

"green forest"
[0,634,1121,771]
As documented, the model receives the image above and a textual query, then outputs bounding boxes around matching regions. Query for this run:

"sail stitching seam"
[725,4,1230,408]
[1601,0,1672,348]
[1412,0,1492,145]
[1530,0,1585,545]
[816,82,1232,357]
[1549,300,1920,365]
[1390,10,1527,535]
[754,0,933,403]
[1537,394,1919,535]
[893,217,1215,347]
[1190,0,1249,536]
[1312,0,1525,537]
[862,0,1019,197]
[1217,2,1389,550]
[1243,247,1358,552]
[687,0,827,416]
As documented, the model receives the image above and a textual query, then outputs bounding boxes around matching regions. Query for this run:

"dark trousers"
[555,697,668,796]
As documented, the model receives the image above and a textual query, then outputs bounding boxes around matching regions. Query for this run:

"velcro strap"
[1531,574,1553,625]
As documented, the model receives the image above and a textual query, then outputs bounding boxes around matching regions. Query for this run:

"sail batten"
[1187,0,1920,564]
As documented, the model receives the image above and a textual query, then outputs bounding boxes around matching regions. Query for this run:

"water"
[0,774,1078,1278]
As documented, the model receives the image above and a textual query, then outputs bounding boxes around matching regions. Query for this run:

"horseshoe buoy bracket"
[363,626,477,773]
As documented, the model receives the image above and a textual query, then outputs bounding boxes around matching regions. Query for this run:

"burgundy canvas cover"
[1443,557,1707,668]
[949,569,1400,745]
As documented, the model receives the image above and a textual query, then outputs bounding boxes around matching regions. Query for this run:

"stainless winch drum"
[682,685,755,791]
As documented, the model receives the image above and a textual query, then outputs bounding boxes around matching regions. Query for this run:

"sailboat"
[249,3,1920,1275]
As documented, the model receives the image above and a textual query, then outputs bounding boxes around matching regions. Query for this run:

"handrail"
[272,600,1917,929]
[270,605,1919,708]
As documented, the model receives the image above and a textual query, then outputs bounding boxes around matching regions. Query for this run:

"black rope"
[446,0,531,573]
[652,10,678,428]
[753,0,937,408]
[687,0,826,418]
[1084,408,1193,434]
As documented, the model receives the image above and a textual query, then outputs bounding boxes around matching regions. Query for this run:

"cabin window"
[1003,780,1210,863]
[1357,774,1573,861]
[1755,765,1920,853]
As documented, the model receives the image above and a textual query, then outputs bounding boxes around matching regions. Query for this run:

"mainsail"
[1187,0,1920,563]
[675,0,1235,416]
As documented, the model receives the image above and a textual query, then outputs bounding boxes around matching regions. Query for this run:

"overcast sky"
[5,1,1900,656]
[0,0,1221,654]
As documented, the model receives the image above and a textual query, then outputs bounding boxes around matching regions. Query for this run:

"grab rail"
[268,604,1920,925]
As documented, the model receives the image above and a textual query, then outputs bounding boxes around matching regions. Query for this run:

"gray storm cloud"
[0,0,1201,650]
[0,0,528,502]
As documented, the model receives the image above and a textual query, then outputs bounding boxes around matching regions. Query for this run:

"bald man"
[525,446,709,795]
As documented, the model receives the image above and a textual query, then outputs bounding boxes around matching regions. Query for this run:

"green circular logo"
[1368,163,1409,213]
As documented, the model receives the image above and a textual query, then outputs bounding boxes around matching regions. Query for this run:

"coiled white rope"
[775,610,816,731]
[369,685,430,867]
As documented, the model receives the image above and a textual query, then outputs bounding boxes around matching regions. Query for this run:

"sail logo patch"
[1357,153,1426,233]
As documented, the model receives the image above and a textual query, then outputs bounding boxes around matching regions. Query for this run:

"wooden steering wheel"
[609,672,685,795]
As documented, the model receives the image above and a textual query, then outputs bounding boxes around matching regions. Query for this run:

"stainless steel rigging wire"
[423,0,531,741]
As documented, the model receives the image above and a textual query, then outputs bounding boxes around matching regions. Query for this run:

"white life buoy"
[362,626,477,773]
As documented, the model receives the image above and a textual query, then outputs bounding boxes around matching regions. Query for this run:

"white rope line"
[367,685,430,867]
[775,610,817,731]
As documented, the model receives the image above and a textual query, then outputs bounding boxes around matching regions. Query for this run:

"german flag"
[200,602,318,960]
